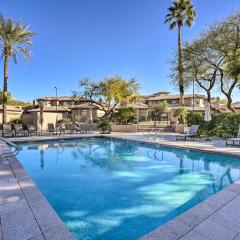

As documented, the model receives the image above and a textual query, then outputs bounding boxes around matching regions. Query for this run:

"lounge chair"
[226,128,240,146]
[47,123,58,135]
[64,123,75,134]
[64,123,83,134]
[13,124,28,137]
[2,124,14,137]
[27,124,37,136]
[79,123,91,134]
[73,122,84,133]
[176,125,200,141]
[57,123,65,135]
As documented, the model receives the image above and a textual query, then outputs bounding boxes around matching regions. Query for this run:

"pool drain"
[4,195,22,204]
[8,178,17,183]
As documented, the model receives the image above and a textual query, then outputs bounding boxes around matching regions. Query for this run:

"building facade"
[19,92,227,129]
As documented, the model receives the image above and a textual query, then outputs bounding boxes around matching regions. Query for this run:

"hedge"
[186,112,240,138]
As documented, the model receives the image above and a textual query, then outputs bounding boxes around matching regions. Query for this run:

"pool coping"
[104,134,240,159]
[2,134,240,239]
[9,133,240,159]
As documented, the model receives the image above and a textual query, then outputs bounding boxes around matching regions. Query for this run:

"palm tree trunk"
[178,25,184,106]
[3,54,10,124]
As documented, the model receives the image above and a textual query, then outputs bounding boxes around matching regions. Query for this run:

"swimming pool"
[17,137,240,240]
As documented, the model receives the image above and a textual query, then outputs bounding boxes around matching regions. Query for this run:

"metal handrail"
[0,137,19,161]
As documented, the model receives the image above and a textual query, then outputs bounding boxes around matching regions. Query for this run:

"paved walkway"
[109,132,240,158]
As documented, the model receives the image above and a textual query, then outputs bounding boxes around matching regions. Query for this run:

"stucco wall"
[22,113,34,125]
[111,124,137,132]
[0,112,22,124]
[36,112,63,131]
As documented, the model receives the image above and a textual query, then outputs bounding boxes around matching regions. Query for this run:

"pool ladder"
[0,137,19,161]
[154,128,164,144]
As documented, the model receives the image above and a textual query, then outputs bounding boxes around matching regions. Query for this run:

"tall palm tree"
[0,15,35,123]
[165,0,196,106]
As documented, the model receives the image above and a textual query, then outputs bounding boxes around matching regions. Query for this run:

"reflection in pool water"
[18,138,240,240]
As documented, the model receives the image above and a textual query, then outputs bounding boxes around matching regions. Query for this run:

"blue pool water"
[17,137,240,240]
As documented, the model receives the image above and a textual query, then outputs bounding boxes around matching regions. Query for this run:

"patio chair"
[47,123,58,135]
[26,124,37,136]
[176,125,200,141]
[2,124,14,137]
[13,124,28,137]
[226,128,240,146]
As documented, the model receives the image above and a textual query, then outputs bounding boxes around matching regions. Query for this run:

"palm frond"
[0,16,35,63]
[169,21,177,30]
[165,0,196,29]
[12,52,17,64]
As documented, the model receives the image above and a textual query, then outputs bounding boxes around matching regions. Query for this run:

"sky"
[1,0,240,102]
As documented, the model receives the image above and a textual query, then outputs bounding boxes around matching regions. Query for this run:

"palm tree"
[165,0,196,106]
[0,15,35,123]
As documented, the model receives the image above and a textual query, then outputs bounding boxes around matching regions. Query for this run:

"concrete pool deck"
[1,132,240,239]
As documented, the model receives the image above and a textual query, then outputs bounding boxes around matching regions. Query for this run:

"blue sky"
[1,0,240,102]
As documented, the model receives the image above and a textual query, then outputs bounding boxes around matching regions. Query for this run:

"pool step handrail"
[0,137,19,160]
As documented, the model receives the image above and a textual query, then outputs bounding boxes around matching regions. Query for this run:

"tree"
[153,101,168,121]
[74,76,140,118]
[0,91,31,106]
[170,12,240,112]
[206,13,240,112]
[165,0,196,106]
[0,15,35,123]
[181,37,223,108]
[174,107,188,124]
[113,106,136,125]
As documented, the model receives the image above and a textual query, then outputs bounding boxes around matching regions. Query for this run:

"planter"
[111,124,137,132]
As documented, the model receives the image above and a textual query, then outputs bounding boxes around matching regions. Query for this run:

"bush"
[186,112,240,137]
[211,113,240,138]
[9,118,22,124]
[113,107,136,125]
[174,107,188,125]
[186,112,206,135]
[97,119,111,134]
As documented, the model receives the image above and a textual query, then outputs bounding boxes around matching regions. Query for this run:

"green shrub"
[174,107,188,125]
[186,112,207,135]
[97,119,111,134]
[211,113,240,137]
[186,112,240,137]
[113,107,136,125]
